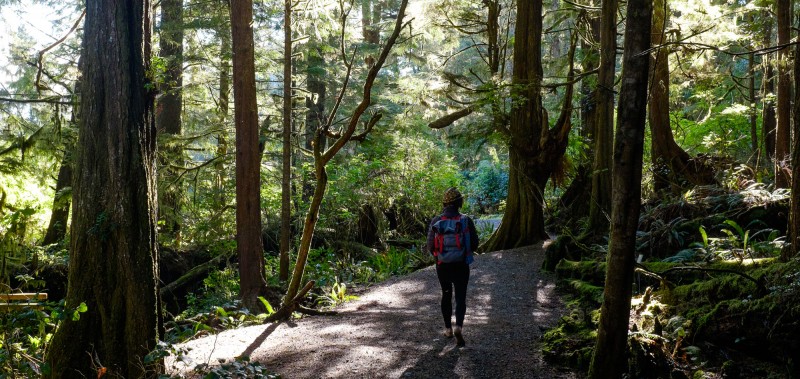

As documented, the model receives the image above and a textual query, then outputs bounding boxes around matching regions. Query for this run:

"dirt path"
[167,243,581,378]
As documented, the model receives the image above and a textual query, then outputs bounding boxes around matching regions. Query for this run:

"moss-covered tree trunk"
[648,0,716,193]
[45,1,161,377]
[231,0,268,311]
[482,0,577,251]
[588,0,651,376]
[762,12,776,161]
[775,0,791,188]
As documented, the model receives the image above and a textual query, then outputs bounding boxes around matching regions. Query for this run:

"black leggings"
[436,262,470,328]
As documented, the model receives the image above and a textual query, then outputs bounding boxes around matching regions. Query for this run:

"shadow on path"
[171,243,581,378]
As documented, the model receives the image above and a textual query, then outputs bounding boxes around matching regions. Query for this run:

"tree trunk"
[216,8,231,206]
[362,0,380,44]
[156,0,184,243]
[648,0,716,193]
[482,0,577,252]
[555,7,599,222]
[280,0,293,282]
[587,0,616,234]
[775,0,791,188]
[786,19,800,260]
[749,52,758,154]
[231,0,268,311]
[45,1,161,377]
[272,0,409,320]
[764,62,777,160]
[42,151,72,245]
[588,0,652,376]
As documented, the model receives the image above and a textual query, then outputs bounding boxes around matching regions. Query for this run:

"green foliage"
[463,159,507,214]
[367,247,420,281]
[0,207,37,288]
[319,128,463,240]
[318,282,358,308]
[0,298,87,377]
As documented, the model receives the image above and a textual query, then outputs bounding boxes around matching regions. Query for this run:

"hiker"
[427,187,478,346]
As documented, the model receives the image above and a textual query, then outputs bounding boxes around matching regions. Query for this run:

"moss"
[568,279,604,304]
[554,259,606,286]
[541,305,598,371]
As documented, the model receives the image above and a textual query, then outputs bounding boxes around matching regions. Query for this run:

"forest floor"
[167,243,582,378]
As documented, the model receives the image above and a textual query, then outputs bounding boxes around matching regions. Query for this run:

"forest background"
[1,0,799,378]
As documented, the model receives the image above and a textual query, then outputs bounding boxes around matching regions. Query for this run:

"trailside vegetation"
[1,0,800,377]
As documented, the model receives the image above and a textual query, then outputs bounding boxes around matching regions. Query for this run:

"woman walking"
[427,187,478,346]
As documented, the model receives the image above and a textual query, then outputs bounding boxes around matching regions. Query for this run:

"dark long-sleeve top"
[426,205,479,255]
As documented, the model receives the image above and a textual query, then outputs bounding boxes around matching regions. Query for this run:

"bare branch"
[36,9,85,93]
[351,113,383,142]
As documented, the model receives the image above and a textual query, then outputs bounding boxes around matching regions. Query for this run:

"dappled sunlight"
[170,245,579,378]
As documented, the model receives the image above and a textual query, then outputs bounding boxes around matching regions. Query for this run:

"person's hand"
[466,254,474,265]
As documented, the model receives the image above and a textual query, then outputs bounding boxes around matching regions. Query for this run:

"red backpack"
[432,214,470,264]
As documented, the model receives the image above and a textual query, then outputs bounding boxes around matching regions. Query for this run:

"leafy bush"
[463,159,508,215]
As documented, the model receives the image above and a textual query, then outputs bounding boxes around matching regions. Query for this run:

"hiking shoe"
[444,328,453,338]
[453,326,465,346]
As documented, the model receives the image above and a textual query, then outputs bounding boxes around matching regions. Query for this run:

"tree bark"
[215,6,231,207]
[280,0,293,282]
[775,0,791,188]
[45,1,161,377]
[42,150,72,245]
[749,52,758,154]
[587,0,616,234]
[362,0,381,44]
[648,0,716,193]
[786,16,800,260]
[481,0,577,251]
[231,0,268,311]
[156,0,184,243]
[763,59,777,160]
[588,0,652,376]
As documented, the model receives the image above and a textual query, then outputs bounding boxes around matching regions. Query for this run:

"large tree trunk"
[156,0,184,243]
[484,0,548,249]
[482,0,577,251]
[775,0,791,188]
[648,0,716,193]
[45,1,161,377]
[588,0,652,376]
[42,150,72,245]
[280,0,293,282]
[231,0,268,311]
[587,0,616,234]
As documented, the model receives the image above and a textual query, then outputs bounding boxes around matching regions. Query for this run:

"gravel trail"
[168,243,581,378]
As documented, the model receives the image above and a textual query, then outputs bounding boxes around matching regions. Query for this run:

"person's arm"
[426,216,437,254]
[467,217,479,254]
